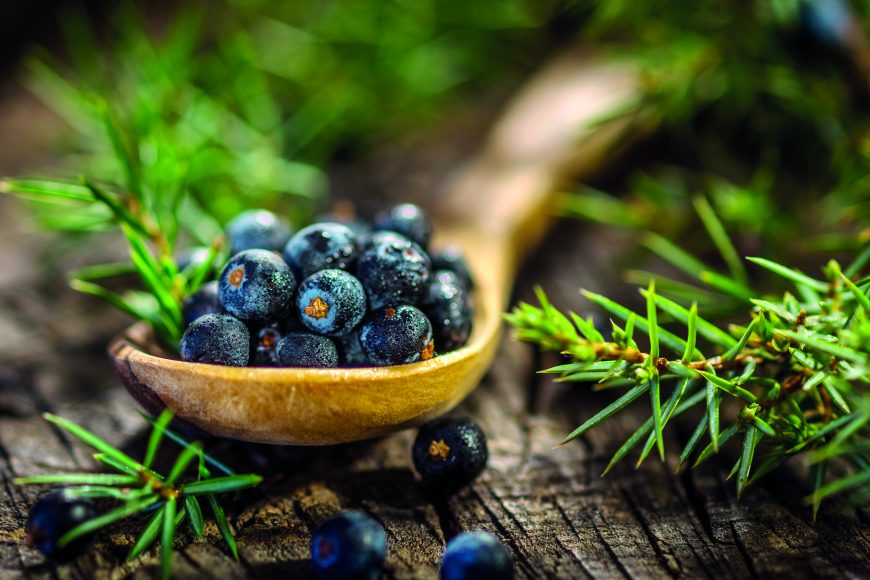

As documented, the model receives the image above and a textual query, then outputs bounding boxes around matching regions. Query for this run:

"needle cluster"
[507,251,870,516]
[1,175,214,344]
[15,411,262,578]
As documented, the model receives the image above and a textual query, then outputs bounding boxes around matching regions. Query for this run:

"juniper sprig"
[0,4,326,345]
[506,252,869,516]
[0,175,216,345]
[15,411,262,578]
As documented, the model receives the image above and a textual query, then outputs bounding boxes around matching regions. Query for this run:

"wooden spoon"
[109,51,642,445]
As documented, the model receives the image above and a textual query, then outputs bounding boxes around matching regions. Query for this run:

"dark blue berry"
[276,332,339,368]
[356,239,431,310]
[360,306,434,366]
[283,222,361,278]
[181,313,250,366]
[316,202,371,240]
[801,0,853,48]
[364,229,411,250]
[422,271,472,352]
[252,326,283,366]
[430,270,467,292]
[373,203,432,249]
[182,281,224,328]
[218,250,296,323]
[430,246,473,289]
[413,417,487,494]
[176,246,218,276]
[297,269,367,336]
[226,209,292,255]
[336,331,371,367]
[26,489,97,563]
[310,511,387,580]
[440,532,513,580]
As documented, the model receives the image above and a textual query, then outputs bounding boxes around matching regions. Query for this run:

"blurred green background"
[1,0,868,273]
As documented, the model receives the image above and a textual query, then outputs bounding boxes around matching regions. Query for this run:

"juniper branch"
[14,411,262,578]
[506,255,869,513]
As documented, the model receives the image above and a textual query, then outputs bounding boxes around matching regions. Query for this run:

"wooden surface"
[1,203,869,579]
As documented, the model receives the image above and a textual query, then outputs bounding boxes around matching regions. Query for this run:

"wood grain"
[2,214,869,579]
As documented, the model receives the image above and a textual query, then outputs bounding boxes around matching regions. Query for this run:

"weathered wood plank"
[450,221,870,580]
[1,210,870,579]
[2,82,870,580]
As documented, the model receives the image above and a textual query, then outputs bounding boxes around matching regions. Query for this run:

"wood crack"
[25,385,83,469]
[589,518,632,579]
[178,547,211,578]
[679,466,716,544]
[620,487,678,578]
[0,431,23,520]
[467,486,538,578]
[730,520,761,580]
[552,497,596,579]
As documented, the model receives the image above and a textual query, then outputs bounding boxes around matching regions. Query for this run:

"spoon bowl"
[110,229,508,445]
[109,51,641,444]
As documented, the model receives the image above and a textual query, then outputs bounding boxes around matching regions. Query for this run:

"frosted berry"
[218,249,296,323]
[413,417,488,494]
[430,246,473,289]
[226,209,292,255]
[26,489,97,563]
[356,239,430,310]
[297,269,367,336]
[252,325,283,366]
[283,222,361,278]
[310,511,387,580]
[181,313,250,366]
[440,531,513,580]
[276,332,339,368]
[182,281,223,328]
[422,271,472,352]
[373,203,432,249]
[360,306,434,366]
[364,229,411,250]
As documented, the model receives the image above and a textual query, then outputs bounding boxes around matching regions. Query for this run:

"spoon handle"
[437,50,644,272]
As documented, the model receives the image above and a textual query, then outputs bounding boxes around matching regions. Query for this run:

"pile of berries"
[180,203,474,368]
